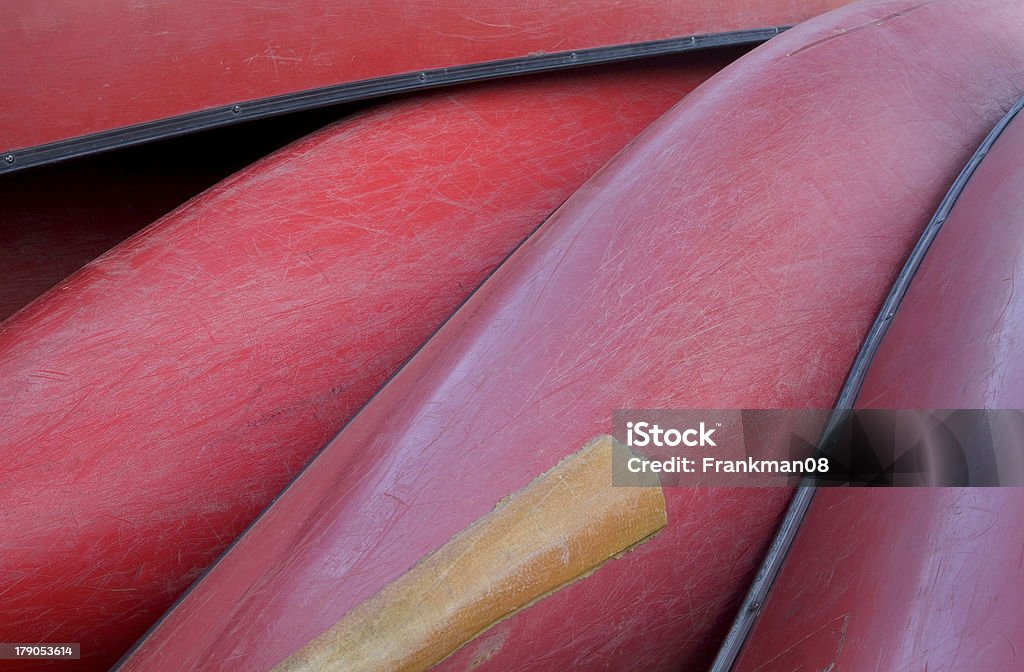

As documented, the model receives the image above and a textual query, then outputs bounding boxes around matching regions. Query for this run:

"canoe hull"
[117,2,1024,670]
[0,0,849,168]
[0,58,728,672]
[733,87,1024,672]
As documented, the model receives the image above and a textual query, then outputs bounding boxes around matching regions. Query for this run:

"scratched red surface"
[858,112,1024,413]
[735,489,1024,671]
[0,107,363,322]
[734,88,1024,672]
[116,1,1024,670]
[0,58,730,672]
[0,0,850,153]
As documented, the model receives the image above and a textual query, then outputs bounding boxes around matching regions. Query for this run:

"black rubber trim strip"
[706,483,816,672]
[708,91,1024,672]
[0,27,782,176]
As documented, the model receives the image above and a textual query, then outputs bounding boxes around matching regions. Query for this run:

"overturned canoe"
[0,0,849,172]
[0,57,729,672]
[735,489,1024,671]
[729,92,1024,672]
[0,118,325,321]
[117,1,1024,670]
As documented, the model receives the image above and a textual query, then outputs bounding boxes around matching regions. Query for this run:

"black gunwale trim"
[708,92,1024,672]
[0,27,782,176]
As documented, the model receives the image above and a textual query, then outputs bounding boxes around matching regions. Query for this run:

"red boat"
[113,1,1024,670]
[0,124,320,321]
[6,1,1024,670]
[0,0,847,172]
[727,95,1024,670]
[0,50,735,672]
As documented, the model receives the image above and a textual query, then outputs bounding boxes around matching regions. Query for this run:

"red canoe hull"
[118,2,1024,670]
[0,118,338,322]
[0,0,848,166]
[733,86,1024,672]
[736,489,1024,671]
[0,57,732,672]
[858,109,1024,412]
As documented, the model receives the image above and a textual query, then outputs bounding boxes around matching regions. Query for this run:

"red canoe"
[0,57,732,672]
[733,489,1024,671]
[116,2,1024,670]
[858,105,1024,414]
[0,120,325,321]
[0,0,848,171]
[730,93,1024,672]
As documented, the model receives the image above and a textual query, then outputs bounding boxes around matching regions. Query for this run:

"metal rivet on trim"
[418,72,427,81]
[3,154,14,164]
[231,105,241,114]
